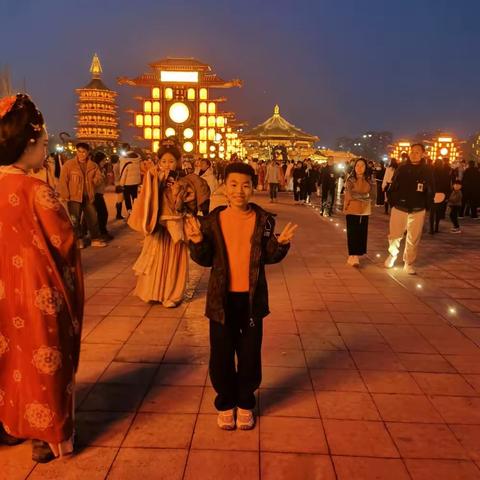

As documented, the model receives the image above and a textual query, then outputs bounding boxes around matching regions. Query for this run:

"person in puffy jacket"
[119,151,142,217]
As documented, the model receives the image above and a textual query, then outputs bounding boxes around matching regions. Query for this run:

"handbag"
[115,185,124,193]
[116,161,132,194]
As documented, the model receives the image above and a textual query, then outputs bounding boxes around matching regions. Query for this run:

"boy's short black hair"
[453,178,462,185]
[411,143,426,152]
[224,162,255,182]
[76,142,90,151]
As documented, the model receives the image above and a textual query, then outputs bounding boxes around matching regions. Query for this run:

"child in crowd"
[185,162,297,430]
[448,179,463,233]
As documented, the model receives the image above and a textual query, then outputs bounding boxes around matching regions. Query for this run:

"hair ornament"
[0,96,17,120]
[30,123,42,132]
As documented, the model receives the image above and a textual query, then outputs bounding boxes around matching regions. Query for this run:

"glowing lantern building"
[76,54,120,147]
[118,57,242,157]
[428,135,462,162]
[389,141,411,160]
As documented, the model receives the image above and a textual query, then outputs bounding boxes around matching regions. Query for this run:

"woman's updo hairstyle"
[156,137,182,163]
[0,94,45,166]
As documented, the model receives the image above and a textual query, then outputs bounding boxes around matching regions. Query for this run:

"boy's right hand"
[185,215,204,243]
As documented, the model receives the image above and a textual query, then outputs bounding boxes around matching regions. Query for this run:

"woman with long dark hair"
[343,158,375,266]
[0,94,83,462]
[382,157,398,214]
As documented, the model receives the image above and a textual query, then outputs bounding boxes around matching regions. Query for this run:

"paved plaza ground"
[3,190,480,480]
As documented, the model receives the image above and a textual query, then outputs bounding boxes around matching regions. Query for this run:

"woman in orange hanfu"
[0,94,84,463]
[129,138,201,307]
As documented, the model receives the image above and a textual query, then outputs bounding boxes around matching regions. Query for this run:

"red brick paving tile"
[115,344,166,363]
[97,361,157,385]
[154,364,208,386]
[361,370,422,394]
[304,350,355,369]
[107,448,187,480]
[429,396,480,424]
[259,389,319,417]
[450,425,480,462]
[412,372,478,396]
[372,394,444,423]
[351,351,405,371]
[330,311,371,323]
[162,345,209,364]
[260,417,328,454]
[333,456,411,480]
[0,443,35,480]
[262,366,312,390]
[342,334,392,352]
[462,328,480,346]
[394,303,436,315]
[75,411,135,447]
[84,304,116,316]
[293,310,333,322]
[191,414,259,451]
[366,312,408,324]
[85,316,142,344]
[398,353,456,373]
[464,375,480,394]
[416,326,480,355]
[140,385,204,413]
[387,422,469,459]
[28,446,118,480]
[311,369,367,392]
[76,360,110,383]
[316,391,380,420]
[300,333,347,350]
[377,325,437,354]
[361,303,398,313]
[80,343,121,362]
[261,452,336,480]
[297,321,339,336]
[404,459,480,480]
[262,347,307,368]
[323,419,399,457]
[109,305,151,317]
[80,383,148,412]
[403,313,447,326]
[326,302,362,312]
[184,450,259,480]
[446,355,480,374]
[123,413,196,448]
[262,333,303,349]
[263,320,299,335]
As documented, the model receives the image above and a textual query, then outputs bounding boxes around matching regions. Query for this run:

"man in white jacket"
[200,159,218,194]
[119,151,142,218]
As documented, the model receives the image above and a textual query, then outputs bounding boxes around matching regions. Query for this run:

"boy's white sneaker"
[217,409,236,430]
[236,408,255,430]
[347,255,360,267]
[450,228,461,234]
[384,254,397,269]
[404,263,416,275]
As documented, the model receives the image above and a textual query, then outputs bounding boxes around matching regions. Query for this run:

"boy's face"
[225,172,253,208]
[453,183,462,191]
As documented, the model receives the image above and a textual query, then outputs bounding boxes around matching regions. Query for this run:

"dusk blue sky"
[1,0,479,145]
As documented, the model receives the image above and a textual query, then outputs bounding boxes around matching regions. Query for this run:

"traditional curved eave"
[117,74,242,89]
[148,57,211,71]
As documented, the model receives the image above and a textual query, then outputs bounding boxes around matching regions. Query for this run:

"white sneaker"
[217,409,236,430]
[347,256,360,267]
[404,263,416,275]
[384,255,397,269]
[236,408,255,430]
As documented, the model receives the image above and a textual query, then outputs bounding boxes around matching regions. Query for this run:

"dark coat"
[188,203,290,324]
[462,166,480,201]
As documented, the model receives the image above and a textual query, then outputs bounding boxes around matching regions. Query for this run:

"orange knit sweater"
[220,207,256,292]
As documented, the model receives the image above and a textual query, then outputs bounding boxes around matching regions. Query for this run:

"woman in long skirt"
[343,158,375,267]
[0,94,83,463]
[130,139,191,307]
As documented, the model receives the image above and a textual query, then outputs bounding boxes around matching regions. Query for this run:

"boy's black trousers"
[209,292,263,411]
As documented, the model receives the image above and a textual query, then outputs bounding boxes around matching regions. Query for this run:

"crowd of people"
[1,92,480,464]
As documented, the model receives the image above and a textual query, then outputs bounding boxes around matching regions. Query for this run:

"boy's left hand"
[278,222,298,244]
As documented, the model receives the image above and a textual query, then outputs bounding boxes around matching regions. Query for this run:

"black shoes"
[0,423,24,446]
[32,439,55,463]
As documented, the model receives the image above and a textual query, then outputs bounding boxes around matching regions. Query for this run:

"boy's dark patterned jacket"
[188,203,290,324]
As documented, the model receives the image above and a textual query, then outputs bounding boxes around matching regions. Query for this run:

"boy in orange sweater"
[186,163,297,430]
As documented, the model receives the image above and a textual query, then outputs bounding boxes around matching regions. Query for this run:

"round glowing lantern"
[165,127,176,137]
[183,141,194,153]
[183,128,194,139]
[169,102,190,124]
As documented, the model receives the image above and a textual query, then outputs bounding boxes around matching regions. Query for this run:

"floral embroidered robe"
[0,166,83,449]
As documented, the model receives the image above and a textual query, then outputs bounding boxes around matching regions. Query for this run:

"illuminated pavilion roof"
[117,56,242,89]
[243,105,318,143]
[82,53,112,91]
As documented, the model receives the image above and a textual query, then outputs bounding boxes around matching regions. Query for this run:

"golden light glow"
[200,102,207,114]
[165,88,173,100]
[200,128,207,140]
[217,116,225,128]
[153,128,161,139]
[208,116,216,127]
[144,115,152,126]
[144,127,152,139]
[199,116,207,127]
[208,128,215,141]
[153,141,160,152]
[153,115,160,126]
[144,101,152,113]
[183,141,194,153]
[160,71,199,83]
[184,128,194,139]
[153,102,160,113]
[215,133,222,142]
[200,88,208,100]
[152,87,160,99]
[208,102,216,114]
[440,147,449,156]
[135,114,143,127]
[210,145,216,152]
[199,141,207,154]
[438,137,452,142]
[165,127,176,137]
[169,102,190,124]
[187,88,195,101]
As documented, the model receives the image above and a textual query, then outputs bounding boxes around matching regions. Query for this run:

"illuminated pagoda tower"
[76,54,120,147]
[242,105,319,160]
[118,57,242,157]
